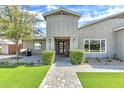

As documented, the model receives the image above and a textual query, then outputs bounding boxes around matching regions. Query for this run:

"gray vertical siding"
[45,14,79,50]
[46,15,79,37]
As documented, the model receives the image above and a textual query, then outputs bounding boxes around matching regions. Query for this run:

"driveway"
[40,56,124,88]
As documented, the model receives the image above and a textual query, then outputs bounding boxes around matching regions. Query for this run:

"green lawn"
[77,72,124,88]
[0,65,50,88]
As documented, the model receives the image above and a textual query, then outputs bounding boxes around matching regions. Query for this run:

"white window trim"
[83,39,107,53]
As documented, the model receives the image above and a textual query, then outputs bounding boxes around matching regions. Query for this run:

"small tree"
[0,5,41,62]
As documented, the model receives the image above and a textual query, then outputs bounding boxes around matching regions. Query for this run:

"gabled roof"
[43,7,81,19]
[79,10,124,29]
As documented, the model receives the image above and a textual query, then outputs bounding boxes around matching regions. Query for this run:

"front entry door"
[55,39,69,56]
[58,41,65,54]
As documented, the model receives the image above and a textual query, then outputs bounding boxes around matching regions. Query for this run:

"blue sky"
[28,5,124,33]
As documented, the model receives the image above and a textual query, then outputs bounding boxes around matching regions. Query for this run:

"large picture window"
[84,39,106,53]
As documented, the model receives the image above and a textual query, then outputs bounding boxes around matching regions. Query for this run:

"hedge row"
[69,50,84,65]
[41,50,55,65]
[41,50,84,65]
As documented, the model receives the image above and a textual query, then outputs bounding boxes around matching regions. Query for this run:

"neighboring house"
[0,31,45,55]
[22,31,46,54]
[0,39,22,54]
[3,7,124,60]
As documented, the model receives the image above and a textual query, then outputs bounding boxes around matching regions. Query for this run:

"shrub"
[113,54,117,59]
[27,61,34,65]
[13,61,34,66]
[96,58,101,62]
[69,50,84,65]
[84,58,89,63]
[1,60,9,65]
[105,58,112,65]
[41,50,55,65]
[107,59,112,62]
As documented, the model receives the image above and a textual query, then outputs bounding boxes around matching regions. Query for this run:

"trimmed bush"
[41,50,55,65]
[28,61,34,65]
[0,60,9,65]
[107,59,112,62]
[84,58,89,63]
[69,50,84,65]
[96,58,101,62]
[25,61,34,65]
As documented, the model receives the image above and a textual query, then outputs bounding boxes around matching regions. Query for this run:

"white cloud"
[68,7,84,12]
[106,7,124,16]
[24,6,124,30]
[46,5,58,11]
[79,13,97,22]
[79,6,124,24]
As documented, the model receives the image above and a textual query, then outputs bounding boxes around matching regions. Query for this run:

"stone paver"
[40,56,82,88]
[40,56,124,88]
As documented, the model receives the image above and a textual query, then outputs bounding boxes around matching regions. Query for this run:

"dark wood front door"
[55,39,69,56]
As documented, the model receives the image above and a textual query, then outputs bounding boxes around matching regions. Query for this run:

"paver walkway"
[40,56,82,88]
[40,56,124,88]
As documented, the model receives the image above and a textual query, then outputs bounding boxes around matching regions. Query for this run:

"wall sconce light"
[49,38,51,42]
[73,39,75,43]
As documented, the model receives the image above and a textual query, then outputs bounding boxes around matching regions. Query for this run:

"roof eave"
[43,7,81,19]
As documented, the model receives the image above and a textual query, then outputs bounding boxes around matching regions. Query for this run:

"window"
[84,40,89,52]
[101,40,105,52]
[90,40,100,52]
[84,39,106,53]
[34,43,41,49]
